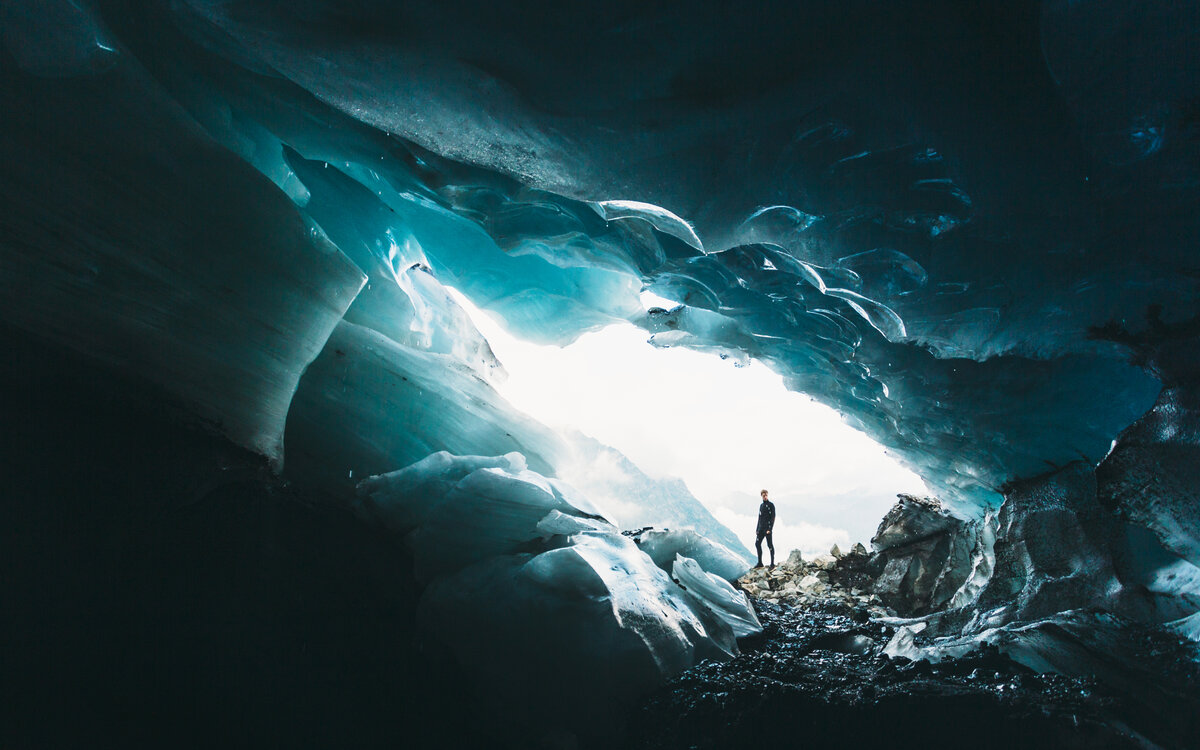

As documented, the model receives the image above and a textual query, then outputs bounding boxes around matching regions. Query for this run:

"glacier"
[4,0,1200,748]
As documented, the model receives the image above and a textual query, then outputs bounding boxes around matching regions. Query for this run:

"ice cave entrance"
[451,289,928,558]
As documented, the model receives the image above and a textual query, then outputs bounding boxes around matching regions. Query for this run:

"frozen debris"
[867,493,985,616]
[870,493,958,552]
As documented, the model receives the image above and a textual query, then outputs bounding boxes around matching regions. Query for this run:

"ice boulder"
[866,493,984,616]
[357,451,604,579]
[626,527,751,581]
[970,462,1200,632]
[417,535,730,730]
[671,554,762,639]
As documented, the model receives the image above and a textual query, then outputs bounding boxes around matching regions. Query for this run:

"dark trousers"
[755,531,774,565]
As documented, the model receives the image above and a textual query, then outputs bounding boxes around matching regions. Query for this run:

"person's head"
[760,489,769,501]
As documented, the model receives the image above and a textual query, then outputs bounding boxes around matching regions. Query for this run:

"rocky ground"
[735,545,897,619]
[623,495,1200,750]
[624,597,1196,750]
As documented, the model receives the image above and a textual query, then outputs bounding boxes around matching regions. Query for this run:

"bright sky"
[450,290,928,558]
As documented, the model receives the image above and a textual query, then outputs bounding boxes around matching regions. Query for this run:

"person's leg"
[754,533,764,567]
[766,533,775,566]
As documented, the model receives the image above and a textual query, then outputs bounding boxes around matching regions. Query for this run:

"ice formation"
[671,554,763,639]
[5,0,1187,512]
[627,527,752,583]
[5,0,1200,746]
[355,452,759,727]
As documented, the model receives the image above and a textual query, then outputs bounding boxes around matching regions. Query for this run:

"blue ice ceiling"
[2,0,1198,532]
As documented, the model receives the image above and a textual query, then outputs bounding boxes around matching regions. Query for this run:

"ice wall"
[0,0,367,464]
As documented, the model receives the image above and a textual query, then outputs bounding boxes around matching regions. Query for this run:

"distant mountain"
[557,431,755,562]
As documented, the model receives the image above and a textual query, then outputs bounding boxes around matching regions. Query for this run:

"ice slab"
[672,554,762,639]
[358,451,602,580]
[629,528,751,582]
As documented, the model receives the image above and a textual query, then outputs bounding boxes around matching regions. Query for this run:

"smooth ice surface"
[0,15,366,464]
[1,0,118,77]
[671,554,763,639]
[357,451,600,579]
[630,528,751,583]
[285,322,564,497]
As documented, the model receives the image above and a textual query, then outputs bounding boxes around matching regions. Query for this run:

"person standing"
[755,489,776,568]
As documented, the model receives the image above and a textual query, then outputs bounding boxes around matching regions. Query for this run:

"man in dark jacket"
[755,489,776,568]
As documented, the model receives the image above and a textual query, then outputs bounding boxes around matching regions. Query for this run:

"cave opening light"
[449,288,928,558]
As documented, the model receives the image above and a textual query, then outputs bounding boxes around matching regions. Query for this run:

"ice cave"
[3,1,1200,748]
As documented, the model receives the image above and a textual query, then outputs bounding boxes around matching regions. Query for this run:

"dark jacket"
[756,499,776,535]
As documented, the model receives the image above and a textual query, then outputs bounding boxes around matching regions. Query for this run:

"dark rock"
[871,494,960,552]
[807,633,877,656]
[977,464,1111,622]
[1097,385,1200,567]
[974,462,1193,629]
[864,494,982,616]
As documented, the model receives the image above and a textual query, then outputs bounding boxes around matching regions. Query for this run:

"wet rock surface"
[1098,384,1200,568]
[867,494,984,616]
[973,461,1200,633]
[625,599,1199,750]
